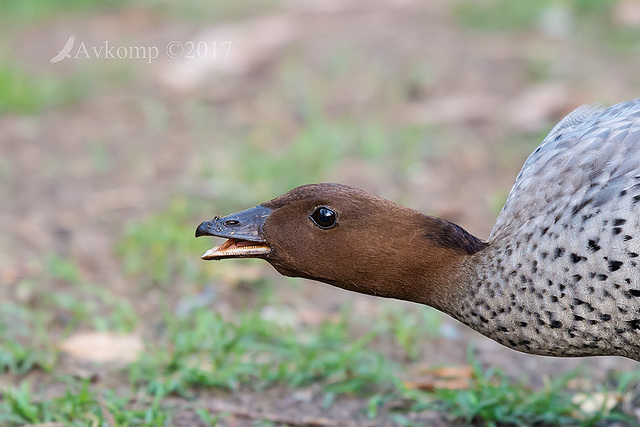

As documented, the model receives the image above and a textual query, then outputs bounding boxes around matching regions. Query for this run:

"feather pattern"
[453,99,640,359]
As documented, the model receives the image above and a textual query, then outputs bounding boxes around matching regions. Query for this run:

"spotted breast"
[456,99,640,359]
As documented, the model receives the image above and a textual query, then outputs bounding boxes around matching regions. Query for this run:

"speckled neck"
[445,228,640,361]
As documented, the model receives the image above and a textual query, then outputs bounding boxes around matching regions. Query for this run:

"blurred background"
[2,0,640,425]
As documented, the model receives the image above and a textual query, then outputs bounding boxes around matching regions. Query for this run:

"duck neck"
[423,219,488,310]
[441,240,569,357]
[363,215,488,312]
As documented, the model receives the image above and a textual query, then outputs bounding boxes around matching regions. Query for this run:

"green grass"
[378,305,443,362]
[454,0,549,33]
[128,306,639,425]
[0,253,138,375]
[453,0,640,53]
[2,282,637,424]
[426,361,585,425]
[143,0,282,23]
[42,254,138,333]
[195,112,439,209]
[0,380,172,426]
[0,302,57,374]
[0,0,127,25]
[117,197,214,287]
[130,307,394,396]
[454,0,616,33]
[0,64,90,114]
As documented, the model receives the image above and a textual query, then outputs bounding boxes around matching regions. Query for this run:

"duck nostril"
[224,219,240,226]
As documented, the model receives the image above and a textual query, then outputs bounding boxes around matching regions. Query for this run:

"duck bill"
[195,205,272,260]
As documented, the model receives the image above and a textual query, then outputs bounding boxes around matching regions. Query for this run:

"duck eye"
[310,206,336,229]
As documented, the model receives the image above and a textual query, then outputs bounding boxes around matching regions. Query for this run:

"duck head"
[196,183,486,308]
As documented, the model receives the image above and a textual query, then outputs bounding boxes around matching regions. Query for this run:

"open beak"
[195,205,272,260]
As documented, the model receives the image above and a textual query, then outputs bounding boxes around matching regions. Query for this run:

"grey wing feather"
[543,104,604,143]
[489,99,640,242]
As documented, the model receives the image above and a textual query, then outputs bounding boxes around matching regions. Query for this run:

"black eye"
[310,206,337,229]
